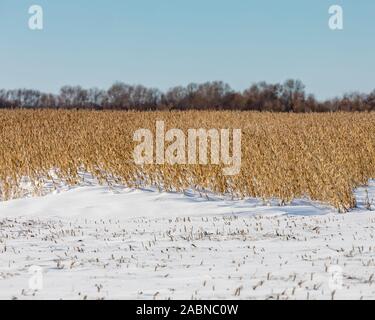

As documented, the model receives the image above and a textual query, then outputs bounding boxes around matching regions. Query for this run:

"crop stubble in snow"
[1,204,375,300]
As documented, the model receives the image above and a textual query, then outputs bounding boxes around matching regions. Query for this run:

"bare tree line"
[1,79,375,112]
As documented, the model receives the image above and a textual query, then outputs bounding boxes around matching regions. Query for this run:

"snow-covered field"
[0,180,375,300]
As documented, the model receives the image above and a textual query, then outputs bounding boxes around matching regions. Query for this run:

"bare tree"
[0,80,374,112]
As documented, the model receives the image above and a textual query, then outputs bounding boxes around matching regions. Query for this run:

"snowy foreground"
[0,182,375,300]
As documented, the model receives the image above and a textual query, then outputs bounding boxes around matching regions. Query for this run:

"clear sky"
[0,0,374,99]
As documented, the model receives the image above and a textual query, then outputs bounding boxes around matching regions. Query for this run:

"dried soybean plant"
[1,109,375,212]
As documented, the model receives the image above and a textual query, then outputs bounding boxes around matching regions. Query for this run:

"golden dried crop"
[1,109,375,212]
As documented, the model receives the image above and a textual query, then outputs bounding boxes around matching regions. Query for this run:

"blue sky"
[0,0,374,99]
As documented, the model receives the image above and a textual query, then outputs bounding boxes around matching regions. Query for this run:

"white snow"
[0,180,375,300]
[0,185,332,220]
